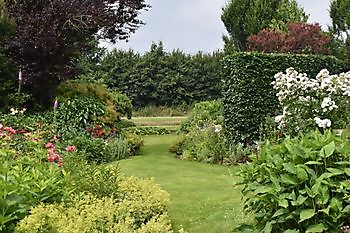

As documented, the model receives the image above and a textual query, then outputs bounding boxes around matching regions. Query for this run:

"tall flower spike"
[18,68,22,81]
[53,97,58,110]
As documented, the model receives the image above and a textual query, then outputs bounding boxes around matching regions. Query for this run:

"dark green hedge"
[223,52,348,144]
[100,42,224,108]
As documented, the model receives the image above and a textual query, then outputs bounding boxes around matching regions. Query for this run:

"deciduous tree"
[4,0,149,106]
[221,0,307,51]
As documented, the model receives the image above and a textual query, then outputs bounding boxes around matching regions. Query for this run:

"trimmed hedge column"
[222,52,347,144]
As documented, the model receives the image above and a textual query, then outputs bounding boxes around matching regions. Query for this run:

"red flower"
[65,145,76,152]
[45,142,55,149]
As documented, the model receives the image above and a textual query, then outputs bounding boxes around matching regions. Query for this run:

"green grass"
[130,116,187,126]
[117,135,247,233]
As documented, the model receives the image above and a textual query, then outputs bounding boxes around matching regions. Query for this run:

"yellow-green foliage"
[16,176,172,233]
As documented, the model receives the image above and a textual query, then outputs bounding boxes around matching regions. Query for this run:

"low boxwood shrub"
[16,177,172,233]
[223,52,347,144]
[238,130,350,232]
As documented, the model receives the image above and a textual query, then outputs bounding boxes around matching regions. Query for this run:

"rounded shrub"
[239,130,350,232]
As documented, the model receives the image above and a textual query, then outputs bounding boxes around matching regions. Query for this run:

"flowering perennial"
[273,68,350,133]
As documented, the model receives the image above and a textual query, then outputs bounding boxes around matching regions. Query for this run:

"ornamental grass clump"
[238,130,350,232]
[273,68,350,135]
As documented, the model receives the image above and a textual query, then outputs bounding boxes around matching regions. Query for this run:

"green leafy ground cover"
[117,135,247,233]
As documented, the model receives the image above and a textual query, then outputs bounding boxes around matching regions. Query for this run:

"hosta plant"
[239,130,350,232]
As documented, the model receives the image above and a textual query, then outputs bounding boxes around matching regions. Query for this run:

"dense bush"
[57,81,132,125]
[0,153,71,232]
[16,177,172,233]
[173,101,251,164]
[99,42,224,107]
[223,52,347,144]
[248,23,331,54]
[238,130,350,232]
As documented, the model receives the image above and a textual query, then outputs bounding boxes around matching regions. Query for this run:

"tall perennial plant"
[273,68,350,135]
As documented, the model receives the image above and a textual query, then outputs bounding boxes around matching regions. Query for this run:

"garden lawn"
[130,116,186,126]
[117,135,246,233]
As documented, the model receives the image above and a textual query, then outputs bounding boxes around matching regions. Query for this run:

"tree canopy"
[3,0,149,106]
[221,0,307,51]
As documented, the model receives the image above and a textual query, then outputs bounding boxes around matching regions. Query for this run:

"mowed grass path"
[117,135,245,233]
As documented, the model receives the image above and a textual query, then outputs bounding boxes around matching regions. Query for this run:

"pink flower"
[47,148,55,155]
[45,142,55,149]
[65,145,76,152]
[46,155,55,163]
[0,123,3,130]
[4,127,17,134]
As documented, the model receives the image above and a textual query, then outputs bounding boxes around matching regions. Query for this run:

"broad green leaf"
[272,208,288,218]
[281,174,297,185]
[344,168,350,176]
[296,167,308,181]
[295,195,308,206]
[283,163,297,174]
[326,168,344,175]
[278,199,289,208]
[330,197,343,211]
[299,209,315,222]
[342,205,350,214]
[305,161,322,165]
[320,141,335,158]
[255,186,273,194]
[305,223,326,232]
[263,221,273,233]
[318,206,330,215]
[283,230,300,233]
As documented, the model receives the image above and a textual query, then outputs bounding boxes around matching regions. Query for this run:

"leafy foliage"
[330,0,350,61]
[221,0,307,51]
[223,52,347,144]
[56,81,132,127]
[16,177,172,233]
[99,42,224,107]
[3,0,149,106]
[239,130,350,232]
[248,23,331,54]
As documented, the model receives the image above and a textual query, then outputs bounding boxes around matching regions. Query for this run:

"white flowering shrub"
[273,68,350,134]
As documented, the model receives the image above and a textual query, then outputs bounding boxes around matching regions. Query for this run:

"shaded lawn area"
[117,135,247,233]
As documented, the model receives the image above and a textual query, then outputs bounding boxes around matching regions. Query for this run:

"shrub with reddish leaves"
[248,23,331,54]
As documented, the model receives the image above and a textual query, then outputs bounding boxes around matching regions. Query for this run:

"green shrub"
[123,126,170,136]
[56,96,104,129]
[123,132,144,156]
[223,52,347,144]
[64,161,121,198]
[179,100,223,133]
[174,101,231,164]
[0,154,71,232]
[16,177,172,233]
[57,81,132,125]
[238,130,350,232]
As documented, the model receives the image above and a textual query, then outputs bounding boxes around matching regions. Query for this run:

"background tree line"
[81,42,224,108]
